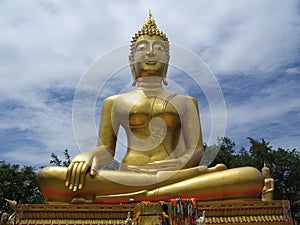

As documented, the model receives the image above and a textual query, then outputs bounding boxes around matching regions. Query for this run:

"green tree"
[235,146,252,167]
[50,149,71,166]
[101,159,120,170]
[0,161,44,215]
[220,137,300,220]
[211,137,299,222]
[270,147,300,222]
[246,137,274,169]
[241,139,300,205]
[210,137,239,168]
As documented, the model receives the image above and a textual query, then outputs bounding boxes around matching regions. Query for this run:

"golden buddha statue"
[37,11,264,204]
[261,163,274,201]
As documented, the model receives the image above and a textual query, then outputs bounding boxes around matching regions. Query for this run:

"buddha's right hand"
[65,146,110,191]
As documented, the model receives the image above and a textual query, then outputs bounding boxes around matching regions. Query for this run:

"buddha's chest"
[117,95,182,129]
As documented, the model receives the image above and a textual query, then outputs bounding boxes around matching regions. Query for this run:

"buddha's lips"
[145,60,157,65]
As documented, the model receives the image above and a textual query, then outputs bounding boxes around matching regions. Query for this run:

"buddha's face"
[262,169,270,178]
[133,35,168,78]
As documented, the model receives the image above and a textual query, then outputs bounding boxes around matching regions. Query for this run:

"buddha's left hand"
[148,158,184,170]
[65,145,112,191]
[127,158,184,174]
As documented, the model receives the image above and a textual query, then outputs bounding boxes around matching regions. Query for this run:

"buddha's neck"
[137,76,163,92]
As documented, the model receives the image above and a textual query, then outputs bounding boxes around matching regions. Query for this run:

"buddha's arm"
[183,98,204,167]
[98,96,119,155]
[180,97,204,167]
[266,178,274,192]
[65,96,119,191]
[270,178,274,192]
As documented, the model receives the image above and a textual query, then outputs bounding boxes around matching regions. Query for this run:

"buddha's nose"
[146,46,155,57]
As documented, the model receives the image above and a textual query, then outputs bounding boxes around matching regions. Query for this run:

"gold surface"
[19,200,294,225]
[37,11,264,204]
[133,202,164,225]
[262,164,274,201]
[20,203,135,225]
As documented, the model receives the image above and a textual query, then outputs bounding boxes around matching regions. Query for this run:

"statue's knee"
[36,166,66,188]
[37,167,50,182]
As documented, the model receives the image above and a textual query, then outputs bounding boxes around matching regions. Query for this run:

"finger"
[140,169,158,174]
[156,166,176,171]
[65,162,74,187]
[153,160,176,167]
[90,157,100,176]
[69,162,79,191]
[73,162,84,191]
[127,165,158,174]
[142,163,156,170]
[149,159,179,168]
[127,165,148,173]
[78,162,90,190]
[126,165,140,172]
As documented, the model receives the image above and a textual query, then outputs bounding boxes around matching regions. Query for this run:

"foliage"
[0,161,44,215]
[100,159,120,170]
[50,149,71,167]
[210,137,238,168]
[209,137,300,222]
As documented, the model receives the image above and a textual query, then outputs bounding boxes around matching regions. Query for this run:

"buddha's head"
[262,163,270,178]
[129,11,170,86]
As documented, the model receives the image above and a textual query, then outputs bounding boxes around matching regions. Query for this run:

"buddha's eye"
[136,43,148,51]
[153,43,165,51]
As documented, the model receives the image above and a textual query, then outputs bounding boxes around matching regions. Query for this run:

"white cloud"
[286,67,300,75]
[225,75,300,150]
[0,0,299,166]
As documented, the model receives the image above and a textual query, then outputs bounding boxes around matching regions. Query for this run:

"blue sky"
[0,0,299,167]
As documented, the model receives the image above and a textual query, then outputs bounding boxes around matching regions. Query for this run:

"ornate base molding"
[198,200,293,224]
[19,200,293,225]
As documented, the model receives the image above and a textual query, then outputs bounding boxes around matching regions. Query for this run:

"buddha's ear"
[162,64,168,86]
[129,56,138,86]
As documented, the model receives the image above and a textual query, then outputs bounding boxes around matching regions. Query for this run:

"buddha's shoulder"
[176,94,197,100]
[102,93,135,103]
[102,95,119,105]
[174,94,198,104]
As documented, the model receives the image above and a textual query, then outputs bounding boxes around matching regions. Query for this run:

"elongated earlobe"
[132,79,138,86]
[163,78,168,85]
[162,65,168,86]
[129,56,138,86]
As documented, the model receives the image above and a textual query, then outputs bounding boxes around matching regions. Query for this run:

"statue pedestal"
[198,200,293,225]
[19,200,294,225]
